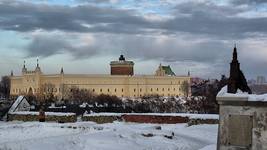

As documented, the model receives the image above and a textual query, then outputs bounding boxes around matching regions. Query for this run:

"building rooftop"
[162,65,175,76]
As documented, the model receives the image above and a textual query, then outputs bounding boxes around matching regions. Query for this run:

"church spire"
[22,60,27,73]
[232,44,238,62]
[37,58,39,67]
[35,58,41,72]
[60,67,64,74]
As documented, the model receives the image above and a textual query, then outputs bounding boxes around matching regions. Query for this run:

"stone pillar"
[217,96,267,150]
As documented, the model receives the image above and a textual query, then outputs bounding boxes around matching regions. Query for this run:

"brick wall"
[111,66,133,75]
[122,115,189,124]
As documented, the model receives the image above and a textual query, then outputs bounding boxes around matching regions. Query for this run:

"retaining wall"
[8,112,77,123]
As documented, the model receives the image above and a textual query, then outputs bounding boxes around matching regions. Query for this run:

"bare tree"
[0,76,10,98]
[63,86,95,104]
[181,81,190,97]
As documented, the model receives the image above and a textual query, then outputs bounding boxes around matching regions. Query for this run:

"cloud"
[25,32,231,63]
[1,0,267,78]
[0,0,267,39]
[26,32,99,58]
[0,0,151,34]
[231,0,267,5]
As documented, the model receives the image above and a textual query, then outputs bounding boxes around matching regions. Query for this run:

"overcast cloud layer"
[0,0,267,79]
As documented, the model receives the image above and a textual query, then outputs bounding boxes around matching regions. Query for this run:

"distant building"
[256,76,266,85]
[10,55,191,99]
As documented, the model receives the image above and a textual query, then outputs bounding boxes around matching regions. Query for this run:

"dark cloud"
[165,1,267,39]
[231,0,267,5]
[26,33,232,65]
[26,34,99,58]
[0,0,267,39]
[1,0,267,78]
[76,0,113,3]
[0,0,151,34]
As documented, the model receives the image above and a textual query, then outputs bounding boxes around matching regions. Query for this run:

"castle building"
[10,55,191,99]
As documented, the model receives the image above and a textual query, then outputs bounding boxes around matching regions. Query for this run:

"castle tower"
[110,55,134,76]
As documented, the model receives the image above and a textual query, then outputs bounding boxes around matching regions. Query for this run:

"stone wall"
[82,115,122,124]
[187,118,219,126]
[82,113,218,124]
[8,112,77,123]
[217,96,267,150]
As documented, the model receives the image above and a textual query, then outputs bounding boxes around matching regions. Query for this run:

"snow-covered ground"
[0,121,217,150]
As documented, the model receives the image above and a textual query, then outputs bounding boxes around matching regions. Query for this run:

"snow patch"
[217,86,267,102]
[10,111,76,116]
[84,112,219,119]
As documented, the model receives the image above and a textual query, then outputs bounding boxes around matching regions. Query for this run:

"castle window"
[93,89,95,92]
[162,88,164,91]
[100,89,102,92]
[140,88,142,92]
[122,89,123,92]
[157,88,159,91]
[168,88,170,91]
[134,89,136,92]
[173,88,175,91]
[151,88,153,92]
[108,89,110,92]
[115,89,117,92]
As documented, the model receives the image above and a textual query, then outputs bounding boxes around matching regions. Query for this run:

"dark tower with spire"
[35,58,41,72]
[227,45,252,94]
[60,67,64,74]
[22,60,27,73]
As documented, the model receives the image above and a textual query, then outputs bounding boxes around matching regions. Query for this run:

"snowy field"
[0,121,217,150]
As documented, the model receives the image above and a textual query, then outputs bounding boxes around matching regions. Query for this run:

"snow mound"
[217,86,267,102]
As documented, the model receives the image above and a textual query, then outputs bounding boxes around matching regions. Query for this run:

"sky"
[0,0,267,79]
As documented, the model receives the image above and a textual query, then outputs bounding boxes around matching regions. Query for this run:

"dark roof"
[119,55,125,61]
[162,65,175,76]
